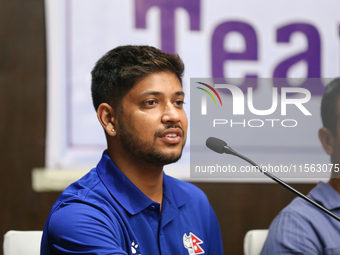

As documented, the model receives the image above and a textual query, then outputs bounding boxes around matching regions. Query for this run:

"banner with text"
[45,0,340,181]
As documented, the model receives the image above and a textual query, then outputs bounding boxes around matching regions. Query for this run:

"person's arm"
[260,211,320,255]
[44,202,128,255]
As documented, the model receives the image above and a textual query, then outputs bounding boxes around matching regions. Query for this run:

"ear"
[97,103,117,137]
[318,127,334,155]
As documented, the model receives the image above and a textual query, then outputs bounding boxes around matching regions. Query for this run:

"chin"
[149,151,183,165]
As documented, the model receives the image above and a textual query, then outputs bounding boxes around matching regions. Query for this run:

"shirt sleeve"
[43,201,128,255]
[260,211,320,255]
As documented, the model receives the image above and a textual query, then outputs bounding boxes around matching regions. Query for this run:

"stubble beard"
[116,116,186,166]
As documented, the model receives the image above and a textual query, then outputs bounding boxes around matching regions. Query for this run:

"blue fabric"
[41,151,223,255]
[261,182,340,255]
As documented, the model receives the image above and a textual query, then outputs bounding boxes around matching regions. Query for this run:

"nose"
[162,102,181,124]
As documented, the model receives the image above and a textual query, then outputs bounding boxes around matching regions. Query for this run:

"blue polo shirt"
[261,182,340,255]
[41,151,223,255]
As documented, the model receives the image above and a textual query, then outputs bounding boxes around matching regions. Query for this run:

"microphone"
[206,137,340,222]
[206,137,237,155]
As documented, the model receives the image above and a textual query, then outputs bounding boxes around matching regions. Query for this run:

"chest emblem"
[131,241,141,255]
[183,232,205,254]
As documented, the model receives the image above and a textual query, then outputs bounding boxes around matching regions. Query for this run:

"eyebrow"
[140,91,185,97]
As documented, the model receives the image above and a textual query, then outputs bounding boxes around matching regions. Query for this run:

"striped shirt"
[261,182,340,255]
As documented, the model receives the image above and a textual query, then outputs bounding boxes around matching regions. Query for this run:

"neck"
[328,178,340,195]
[108,148,164,205]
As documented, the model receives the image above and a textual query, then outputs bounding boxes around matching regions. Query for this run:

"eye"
[143,99,157,107]
[174,100,185,107]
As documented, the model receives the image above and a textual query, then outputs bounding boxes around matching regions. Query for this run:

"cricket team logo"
[183,232,205,254]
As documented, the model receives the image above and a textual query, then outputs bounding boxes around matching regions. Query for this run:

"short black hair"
[321,78,340,136]
[91,45,184,111]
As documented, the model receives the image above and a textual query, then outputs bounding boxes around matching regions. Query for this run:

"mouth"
[158,128,183,144]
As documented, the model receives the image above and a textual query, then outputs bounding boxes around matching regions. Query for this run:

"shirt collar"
[96,151,153,215]
[309,181,340,210]
[96,151,192,215]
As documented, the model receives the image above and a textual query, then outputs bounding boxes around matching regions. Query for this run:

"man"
[41,45,223,254]
[261,78,340,254]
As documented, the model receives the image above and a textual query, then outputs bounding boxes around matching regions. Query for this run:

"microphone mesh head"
[206,137,227,154]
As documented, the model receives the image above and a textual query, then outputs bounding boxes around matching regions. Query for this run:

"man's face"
[116,71,188,165]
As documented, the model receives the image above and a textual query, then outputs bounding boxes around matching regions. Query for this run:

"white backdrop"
[45,0,340,181]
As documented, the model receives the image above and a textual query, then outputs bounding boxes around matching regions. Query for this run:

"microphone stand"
[229,146,340,222]
[207,137,340,222]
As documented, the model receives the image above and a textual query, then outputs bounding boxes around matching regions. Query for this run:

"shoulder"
[57,168,102,199]
[46,168,121,235]
[43,201,124,254]
[271,194,323,235]
[42,169,124,253]
[261,196,321,255]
